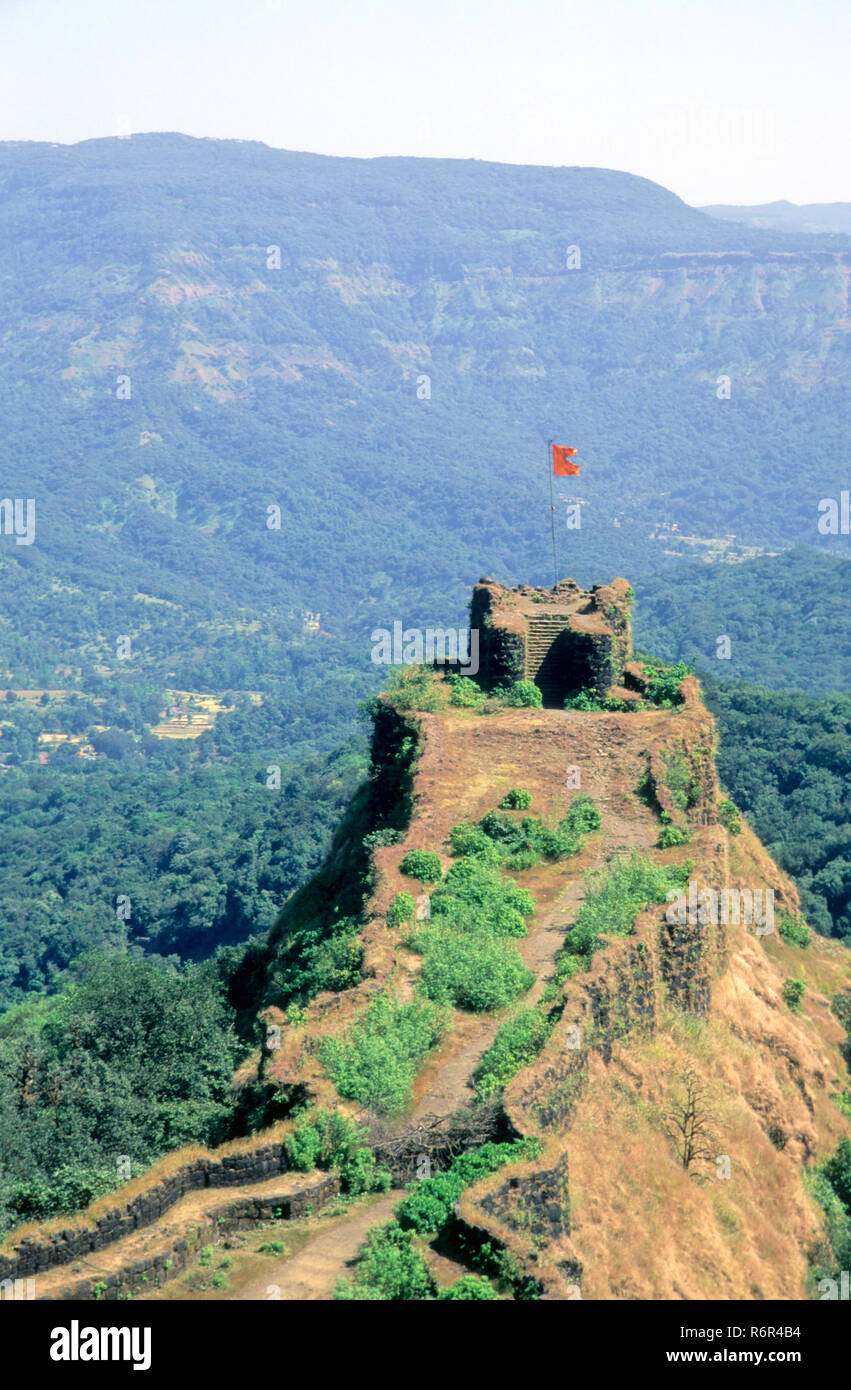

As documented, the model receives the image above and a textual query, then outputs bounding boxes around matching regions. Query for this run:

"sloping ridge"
[9,679,850,1300]
[260,678,849,1299]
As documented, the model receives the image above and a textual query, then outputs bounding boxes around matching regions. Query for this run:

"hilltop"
[6,579,848,1301]
[248,669,849,1298]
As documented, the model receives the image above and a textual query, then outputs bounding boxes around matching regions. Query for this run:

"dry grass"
[490,817,851,1299]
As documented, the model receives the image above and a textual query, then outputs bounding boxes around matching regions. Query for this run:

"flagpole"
[547,439,558,589]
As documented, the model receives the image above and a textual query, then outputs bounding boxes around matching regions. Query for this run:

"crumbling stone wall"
[470,576,633,701]
[41,1172,340,1302]
[507,938,657,1139]
[480,1151,571,1243]
[586,939,657,1064]
[468,598,526,689]
[659,907,714,1016]
[0,1136,308,1284]
[528,1048,589,1133]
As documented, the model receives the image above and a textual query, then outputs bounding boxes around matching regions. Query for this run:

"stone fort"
[470,576,633,707]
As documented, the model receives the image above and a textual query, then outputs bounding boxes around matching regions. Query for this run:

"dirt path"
[411,1015,502,1120]
[411,731,659,1120]
[237,1191,402,1300]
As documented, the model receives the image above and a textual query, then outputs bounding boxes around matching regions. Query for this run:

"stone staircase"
[524,615,573,705]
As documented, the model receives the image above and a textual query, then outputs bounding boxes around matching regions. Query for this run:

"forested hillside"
[633,547,851,696]
[702,674,851,942]
[0,735,364,1009]
[633,548,851,940]
[1,135,851,718]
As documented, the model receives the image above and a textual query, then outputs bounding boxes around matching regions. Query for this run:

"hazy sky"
[1,0,847,206]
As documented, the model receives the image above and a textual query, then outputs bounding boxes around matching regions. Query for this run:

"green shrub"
[500,880,537,917]
[473,795,599,864]
[448,822,500,859]
[656,824,691,848]
[334,1221,435,1301]
[320,993,449,1115]
[499,788,532,810]
[563,796,602,836]
[385,666,446,712]
[474,1006,555,1098]
[642,658,693,707]
[782,978,805,1013]
[554,853,687,984]
[806,1168,851,1286]
[430,858,536,933]
[502,680,543,709]
[504,850,540,872]
[778,914,810,949]
[387,891,416,928]
[832,1089,851,1121]
[438,1275,499,1299]
[411,927,534,1012]
[478,809,529,849]
[271,912,365,1003]
[447,675,486,708]
[717,798,742,835]
[1,1163,118,1224]
[831,991,851,1033]
[363,827,403,850]
[395,1139,542,1235]
[399,849,443,883]
[662,750,700,813]
[300,930,365,994]
[823,1138,851,1213]
[333,1281,387,1300]
[286,1110,391,1194]
[564,687,637,712]
[461,1238,543,1300]
[808,1140,851,1288]
[564,688,600,711]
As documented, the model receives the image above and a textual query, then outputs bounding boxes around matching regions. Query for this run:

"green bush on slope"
[286,1110,391,1195]
[336,1138,541,1300]
[551,853,692,987]
[319,992,449,1116]
[473,1004,557,1098]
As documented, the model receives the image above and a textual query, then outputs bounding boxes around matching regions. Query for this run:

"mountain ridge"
[2,134,850,732]
[7,661,848,1300]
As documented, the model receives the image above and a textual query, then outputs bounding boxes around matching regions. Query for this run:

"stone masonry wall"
[42,1172,340,1302]
[0,1135,304,1283]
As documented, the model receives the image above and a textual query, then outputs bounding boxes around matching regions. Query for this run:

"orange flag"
[552,444,580,476]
